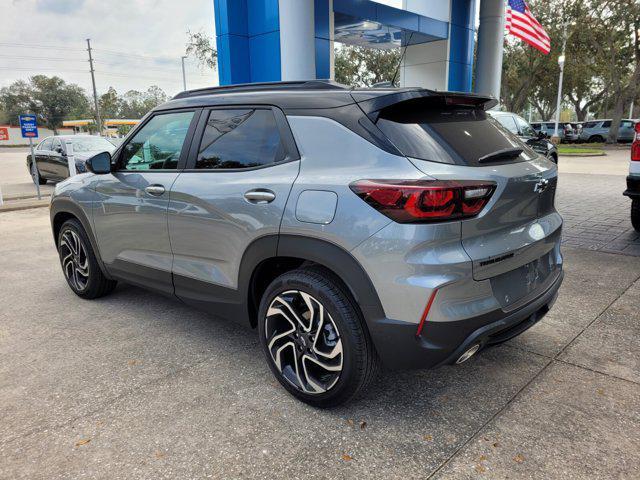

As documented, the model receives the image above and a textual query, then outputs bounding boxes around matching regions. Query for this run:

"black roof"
[156,80,496,113]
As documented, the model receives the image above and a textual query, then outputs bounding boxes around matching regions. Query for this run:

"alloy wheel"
[59,229,90,291]
[264,290,343,394]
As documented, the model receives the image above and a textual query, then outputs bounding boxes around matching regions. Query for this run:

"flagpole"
[552,22,568,142]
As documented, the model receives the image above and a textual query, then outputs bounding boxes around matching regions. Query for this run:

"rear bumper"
[623,175,640,199]
[369,270,563,370]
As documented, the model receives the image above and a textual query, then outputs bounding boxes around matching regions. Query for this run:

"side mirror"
[537,131,546,139]
[55,146,64,154]
[86,151,112,174]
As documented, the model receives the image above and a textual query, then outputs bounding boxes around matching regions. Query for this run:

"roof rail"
[173,80,349,99]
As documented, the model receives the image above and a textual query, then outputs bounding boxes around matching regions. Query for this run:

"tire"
[632,199,640,232]
[31,162,47,185]
[589,135,604,143]
[258,267,379,408]
[57,219,117,299]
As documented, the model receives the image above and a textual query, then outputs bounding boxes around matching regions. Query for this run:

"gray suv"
[50,81,563,407]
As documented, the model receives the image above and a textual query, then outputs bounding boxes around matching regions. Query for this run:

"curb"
[0,199,50,213]
[558,152,606,157]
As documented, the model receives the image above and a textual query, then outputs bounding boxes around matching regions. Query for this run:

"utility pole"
[181,56,187,91]
[86,39,102,136]
[552,22,568,142]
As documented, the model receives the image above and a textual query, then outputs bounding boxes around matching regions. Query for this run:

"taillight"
[350,179,496,223]
[633,123,640,161]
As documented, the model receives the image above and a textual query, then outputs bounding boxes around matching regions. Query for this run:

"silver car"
[50,81,563,407]
[579,119,636,143]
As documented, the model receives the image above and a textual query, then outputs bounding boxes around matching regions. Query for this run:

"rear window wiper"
[478,147,523,164]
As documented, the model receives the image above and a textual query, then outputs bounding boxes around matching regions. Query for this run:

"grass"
[557,144,604,155]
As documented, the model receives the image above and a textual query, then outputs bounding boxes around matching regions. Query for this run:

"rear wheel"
[57,219,116,299]
[632,199,640,232]
[31,162,47,185]
[258,268,378,408]
[589,135,604,143]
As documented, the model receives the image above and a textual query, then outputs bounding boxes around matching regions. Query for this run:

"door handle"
[244,189,276,204]
[145,184,166,196]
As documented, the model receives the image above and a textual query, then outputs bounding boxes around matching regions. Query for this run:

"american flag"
[505,0,551,54]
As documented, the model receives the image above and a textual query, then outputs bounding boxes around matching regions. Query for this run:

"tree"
[334,45,401,87]
[577,0,640,142]
[185,30,218,69]
[99,87,122,119]
[119,86,168,118]
[0,76,90,133]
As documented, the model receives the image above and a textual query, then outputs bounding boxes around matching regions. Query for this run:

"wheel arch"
[50,198,112,279]
[242,236,387,335]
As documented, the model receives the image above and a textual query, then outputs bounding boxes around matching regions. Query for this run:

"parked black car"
[27,135,115,184]
[489,111,558,163]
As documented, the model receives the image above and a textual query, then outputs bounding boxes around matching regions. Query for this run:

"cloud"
[1,0,218,97]
[36,0,86,14]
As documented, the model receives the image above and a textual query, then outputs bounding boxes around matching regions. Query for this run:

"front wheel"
[632,199,640,232]
[258,268,378,408]
[58,219,117,299]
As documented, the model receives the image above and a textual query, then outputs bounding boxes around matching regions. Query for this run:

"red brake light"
[350,180,496,223]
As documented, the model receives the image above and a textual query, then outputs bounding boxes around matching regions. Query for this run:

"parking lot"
[1,148,639,479]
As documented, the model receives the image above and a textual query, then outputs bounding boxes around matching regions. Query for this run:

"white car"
[624,122,640,230]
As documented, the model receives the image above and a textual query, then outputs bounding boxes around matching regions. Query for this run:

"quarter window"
[195,109,285,169]
[119,111,194,170]
[601,121,611,128]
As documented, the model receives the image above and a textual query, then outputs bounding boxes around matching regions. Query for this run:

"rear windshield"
[376,101,535,166]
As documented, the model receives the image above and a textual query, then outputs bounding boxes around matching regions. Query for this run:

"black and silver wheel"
[258,268,378,407]
[57,219,116,299]
[31,162,47,185]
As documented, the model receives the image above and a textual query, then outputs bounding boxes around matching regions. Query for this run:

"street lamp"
[181,56,187,91]
[552,25,568,143]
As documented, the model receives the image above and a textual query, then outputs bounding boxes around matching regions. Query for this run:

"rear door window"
[376,101,534,166]
[195,109,285,169]
[601,121,612,128]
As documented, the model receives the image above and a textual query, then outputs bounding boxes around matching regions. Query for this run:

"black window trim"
[183,104,300,173]
[112,107,202,173]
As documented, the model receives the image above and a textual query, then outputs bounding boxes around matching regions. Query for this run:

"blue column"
[214,0,282,85]
[447,0,476,92]
[314,0,331,79]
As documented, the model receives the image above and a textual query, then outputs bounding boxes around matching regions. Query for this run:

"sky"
[0,0,219,98]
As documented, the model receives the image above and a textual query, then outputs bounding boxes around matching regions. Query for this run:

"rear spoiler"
[351,89,498,122]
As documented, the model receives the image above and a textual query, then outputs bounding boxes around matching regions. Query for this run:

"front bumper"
[623,175,640,199]
[369,270,563,370]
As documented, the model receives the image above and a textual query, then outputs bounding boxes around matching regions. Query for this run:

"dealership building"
[213,0,503,97]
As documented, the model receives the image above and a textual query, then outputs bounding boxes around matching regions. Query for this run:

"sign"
[19,114,38,138]
[0,127,8,141]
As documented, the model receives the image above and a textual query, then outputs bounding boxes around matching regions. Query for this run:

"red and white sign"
[0,127,9,141]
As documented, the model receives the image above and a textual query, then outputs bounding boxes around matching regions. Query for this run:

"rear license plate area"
[490,251,560,311]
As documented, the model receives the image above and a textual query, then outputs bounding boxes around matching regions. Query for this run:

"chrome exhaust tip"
[456,344,480,364]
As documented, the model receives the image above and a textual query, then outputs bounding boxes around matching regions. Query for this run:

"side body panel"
[93,171,180,294]
[168,161,300,291]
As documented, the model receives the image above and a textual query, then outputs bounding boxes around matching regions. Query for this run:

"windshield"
[377,100,536,166]
[69,136,114,153]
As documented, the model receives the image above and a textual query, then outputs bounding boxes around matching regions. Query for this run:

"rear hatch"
[356,91,562,308]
